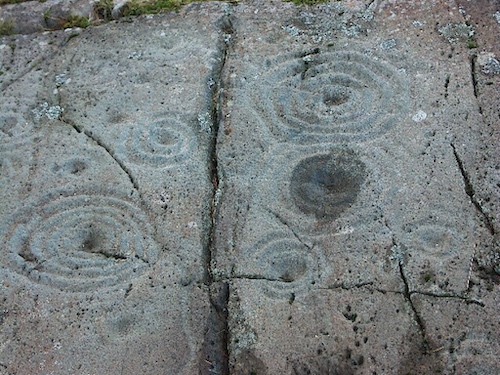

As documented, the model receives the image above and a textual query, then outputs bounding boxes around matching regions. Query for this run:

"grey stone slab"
[216,0,483,294]
[0,281,210,374]
[412,291,500,375]
[454,0,500,283]
[26,7,226,284]
[0,0,95,34]
[0,0,498,373]
[214,0,499,372]
[228,280,422,374]
[0,4,229,374]
[0,120,213,372]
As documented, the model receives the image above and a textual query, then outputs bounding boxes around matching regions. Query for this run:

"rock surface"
[0,0,498,374]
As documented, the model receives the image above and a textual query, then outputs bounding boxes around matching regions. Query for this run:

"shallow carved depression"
[265,245,308,283]
[290,151,366,220]
[402,213,463,258]
[0,112,34,149]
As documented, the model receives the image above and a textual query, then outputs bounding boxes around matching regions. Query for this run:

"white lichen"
[197,112,212,134]
[438,23,474,44]
[412,110,427,123]
[477,52,500,75]
[493,11,500,25]
[380,38,397,50]
[281,25,301,37]
[32,102,64,120]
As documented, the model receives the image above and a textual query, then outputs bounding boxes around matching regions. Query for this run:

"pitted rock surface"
[0,0,499,374]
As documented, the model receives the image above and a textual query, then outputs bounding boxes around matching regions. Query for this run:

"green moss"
[123,0,206,16]
[43,8,52,23]
[422,271,435,283]
[284,0,331,5]
[467,37,478,49]
[0,20,15,36]
[63,15,90,29]
[44,9,90,30]
[0,0,30,4]
[93,0,114,21]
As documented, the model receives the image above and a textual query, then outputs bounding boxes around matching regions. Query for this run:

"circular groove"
[1,191,159,292]
[251,50,410,143]
[116,116,196,168]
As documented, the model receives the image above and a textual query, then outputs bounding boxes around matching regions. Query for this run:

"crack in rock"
[383,219,429,350]
[200,10,234,375]
[267,209,313,250]
[205,13,234,286]
[397,260,429,351]
[451,143,495,235]
[60,116,141,197]
[411,290,484,307]
[201,282,230,375]
[469,53,484,115]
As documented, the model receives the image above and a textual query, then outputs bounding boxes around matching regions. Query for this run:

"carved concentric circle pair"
[401,209,467,259]
[115,115,196,169]
[246,145,367,296]
[250,48,410,144]
[0,189,159,292]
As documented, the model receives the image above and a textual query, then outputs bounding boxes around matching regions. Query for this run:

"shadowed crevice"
[451,143,495,235]
[200,11,234,375]
[204,14,233,285]
[200,282,230,375]
[411,290,484,307]
[397,261,429,352]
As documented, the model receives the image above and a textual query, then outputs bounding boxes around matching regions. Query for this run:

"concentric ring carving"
[402,213,464,258]
[244,232,324,298]
[116,116,196,168]
[250,49,410,143]
[0,190,159,292]
[0,112,35,150]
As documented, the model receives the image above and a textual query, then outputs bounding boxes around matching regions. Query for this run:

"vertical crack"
[385,220,429,351]
[200,11,234,375]
[398,261,429,351]
[200,282,230,375]
[470,54,479,99]
[469,54,484,115]
[451,143,495,235]
[204,14,234,286]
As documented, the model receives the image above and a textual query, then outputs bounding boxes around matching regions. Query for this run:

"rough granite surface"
[0,0,498,374]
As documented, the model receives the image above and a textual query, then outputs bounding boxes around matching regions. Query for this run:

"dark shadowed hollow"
[290,150,366,220]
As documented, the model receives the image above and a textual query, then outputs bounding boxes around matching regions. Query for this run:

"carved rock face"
[290,150,366,220]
